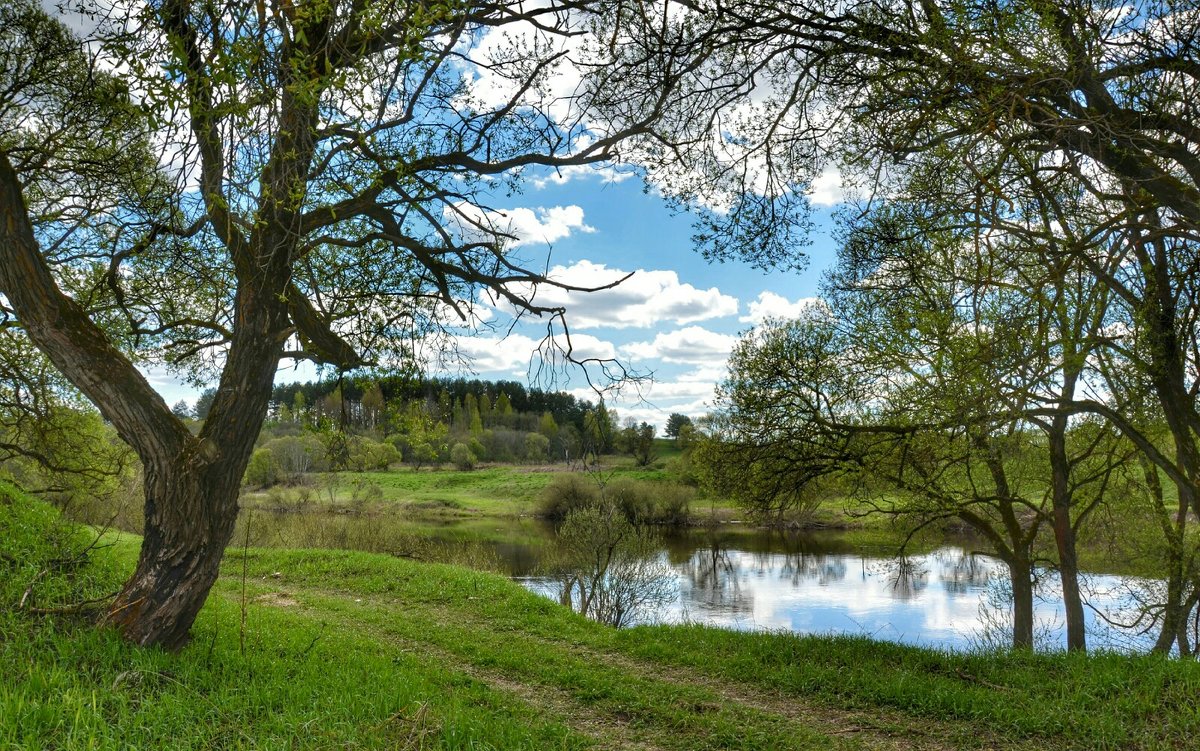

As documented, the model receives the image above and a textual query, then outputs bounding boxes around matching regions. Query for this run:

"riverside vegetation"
[6,482,1200,751]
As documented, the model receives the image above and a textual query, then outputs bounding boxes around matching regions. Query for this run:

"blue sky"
[453,169,842,427]
[151,169,843,429]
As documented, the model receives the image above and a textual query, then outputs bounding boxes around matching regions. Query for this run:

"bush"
[467,437,488,463]
[606,477,655,524]
[536,474,601,520]
[654,484,693,526]
[262,434,327,480]
[450,442,477,471]
[349,478,384,512]
[607,478,693,526]
[347,437,401,471]
[666,450,701,487]
[244,447,281,487]
[550,502,674,628]
[524,432,550,463]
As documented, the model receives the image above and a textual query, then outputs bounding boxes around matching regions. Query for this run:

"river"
[511,526,1162,652]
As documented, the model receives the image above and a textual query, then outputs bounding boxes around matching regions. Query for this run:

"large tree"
[0,0,681,649]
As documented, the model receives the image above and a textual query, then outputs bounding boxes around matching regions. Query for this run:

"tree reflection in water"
[883,556,929,601]
[778,549,847,588]
[517,526,1160,651]
[940,550,992,595]
[679,536,753,617]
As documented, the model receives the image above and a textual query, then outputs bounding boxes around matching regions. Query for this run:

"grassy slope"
[4,483,1199,750]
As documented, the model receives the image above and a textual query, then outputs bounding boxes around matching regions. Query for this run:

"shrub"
[349,478,384,512]
[244,447,281,487]
[262,434,327,480]
[450,442,477,471]
[524,432,550,463]
[606,477,655,524]
[467,437,488,463]
[653,484,693,526]
[536,473,601,520]
[551,502,674,628]
[603,478,693,526]
[347,437,401,471]
[666,451,701,487]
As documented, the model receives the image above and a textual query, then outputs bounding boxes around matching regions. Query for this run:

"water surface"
[517,527,1160,652]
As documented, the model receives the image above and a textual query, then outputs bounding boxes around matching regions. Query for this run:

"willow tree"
[0,0,678,649]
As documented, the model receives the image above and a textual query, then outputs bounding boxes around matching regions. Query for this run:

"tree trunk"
[105,278,292,648]
[1048,418,1087,652]
[1009,557,1035,650]
[1153,571,1184,654]
[107,460,240,649]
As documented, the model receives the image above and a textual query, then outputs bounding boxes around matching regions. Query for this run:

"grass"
[242,459,732,516]
[4,482,1200,749]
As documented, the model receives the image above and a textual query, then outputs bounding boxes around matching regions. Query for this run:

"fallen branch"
[18,567,48,609]
[27,590,119,615]
[955,668,1011,692]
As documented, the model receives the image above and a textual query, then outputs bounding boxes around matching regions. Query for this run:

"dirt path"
[277,585,1030,751]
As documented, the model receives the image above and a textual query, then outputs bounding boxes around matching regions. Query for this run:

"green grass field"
[5,482,1200,750]
[242,451,741,516]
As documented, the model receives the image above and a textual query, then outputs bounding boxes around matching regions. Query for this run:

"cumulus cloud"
[505,261,738,329]
[530,163,637,189]
[552,332,617,362]
[642,379,717,400]
[620,326,739,366]
[448,203,595,248]
[739,291,825,325]
[807,165,846,207]
[439,332,542,373]
[434,330,618,375]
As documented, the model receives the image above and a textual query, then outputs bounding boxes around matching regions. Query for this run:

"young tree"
[391,401,448,471]
[0,0,675,648]
[664,413,692,440]
[630,422,657,467]
[360,383,385,430]
[170,400,193,420]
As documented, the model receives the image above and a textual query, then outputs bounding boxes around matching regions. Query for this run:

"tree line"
[241,376,632,478]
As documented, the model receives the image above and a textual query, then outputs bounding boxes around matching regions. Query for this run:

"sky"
[151,170,845,430]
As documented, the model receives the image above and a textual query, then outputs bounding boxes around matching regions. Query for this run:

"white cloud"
[442,332,542,373]
[553,332,617,362]
[620,326,738,366]
[642,379,717,400]
[807,165,845,207]
[739,291,825,325]
[435,330,617,375]
[448,203,595,248]
[506,260,738,329]
[530,163,637,189]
